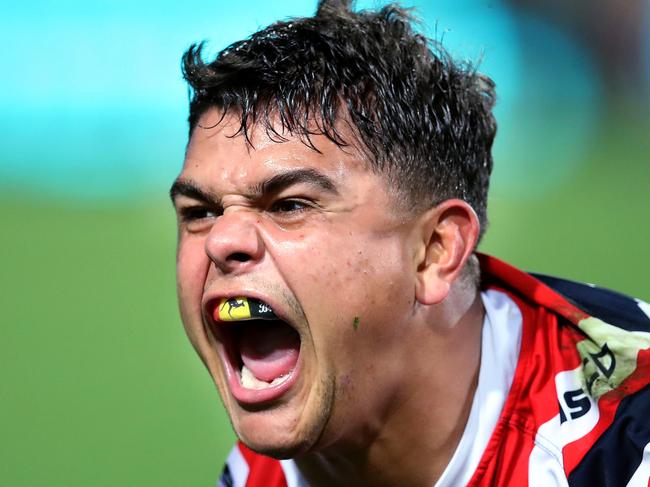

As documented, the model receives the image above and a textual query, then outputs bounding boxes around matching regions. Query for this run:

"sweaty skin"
[173,108,484,486]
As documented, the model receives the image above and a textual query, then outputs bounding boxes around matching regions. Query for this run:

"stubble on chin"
[236,373,337,460]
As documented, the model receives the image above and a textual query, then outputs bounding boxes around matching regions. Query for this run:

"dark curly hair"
[181,0,497,239]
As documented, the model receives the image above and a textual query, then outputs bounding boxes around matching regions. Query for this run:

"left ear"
[413,199,480,305]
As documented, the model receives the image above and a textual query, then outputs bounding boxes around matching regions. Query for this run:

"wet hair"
[182,0,496,239]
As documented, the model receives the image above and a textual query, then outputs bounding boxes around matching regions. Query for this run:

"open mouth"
[210,297,302,404]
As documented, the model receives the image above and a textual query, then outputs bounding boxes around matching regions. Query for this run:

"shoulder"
[473,254,650,485]
[535,275,650,484]
[532,272,650,333]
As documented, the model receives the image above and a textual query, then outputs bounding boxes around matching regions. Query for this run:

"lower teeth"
[240,364,289,390]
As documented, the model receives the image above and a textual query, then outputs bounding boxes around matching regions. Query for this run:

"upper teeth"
[240,365,289,390]
[216,296,278,322]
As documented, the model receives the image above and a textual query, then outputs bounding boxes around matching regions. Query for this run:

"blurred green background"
[1,0,649,485]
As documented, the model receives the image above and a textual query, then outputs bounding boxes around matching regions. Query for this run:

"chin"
[230,375,336,459]
[234,412,317,459]
[242,434,313,460]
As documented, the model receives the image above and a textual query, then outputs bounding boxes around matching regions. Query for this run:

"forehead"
[180,108,372,188]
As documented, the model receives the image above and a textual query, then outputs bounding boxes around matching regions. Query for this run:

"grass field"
[0,197,234,486]
[1,116,648,486]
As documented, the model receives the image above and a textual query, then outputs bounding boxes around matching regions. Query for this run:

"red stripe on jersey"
[469,273,585,485]
[468,290,553,485]
[562,347,650,474]
[468,415,536,486]
[237,442,288,487]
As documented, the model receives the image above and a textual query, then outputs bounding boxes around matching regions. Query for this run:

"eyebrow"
[170,168,339,205]
[252,168,339,197]
[169,179,218,205]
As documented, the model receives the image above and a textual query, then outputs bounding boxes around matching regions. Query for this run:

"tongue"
[239,321,300,383]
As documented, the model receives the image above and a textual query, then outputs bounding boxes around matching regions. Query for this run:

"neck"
[296,286,485,487]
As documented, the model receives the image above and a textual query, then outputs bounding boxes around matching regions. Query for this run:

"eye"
[179,206,217,221]
[177,205,220,232]
[268,199,311,214]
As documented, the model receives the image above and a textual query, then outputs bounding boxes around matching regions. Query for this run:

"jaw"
[226,360,336,459]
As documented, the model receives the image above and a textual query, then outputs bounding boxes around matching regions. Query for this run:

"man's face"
[173,109,422,456]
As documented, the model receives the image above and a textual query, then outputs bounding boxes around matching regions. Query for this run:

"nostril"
[228,252,251,263]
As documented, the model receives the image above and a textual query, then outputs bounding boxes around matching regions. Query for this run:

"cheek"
[278,230,413,343]
[176,237,209,331]
[317,237,409,301]
[280,236,366,303]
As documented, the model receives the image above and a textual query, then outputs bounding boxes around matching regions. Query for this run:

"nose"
[205,211,264,275]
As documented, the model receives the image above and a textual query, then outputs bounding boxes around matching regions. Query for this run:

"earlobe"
[414,200,480,305]
[415,276,451,306]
